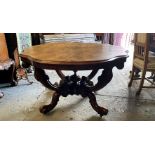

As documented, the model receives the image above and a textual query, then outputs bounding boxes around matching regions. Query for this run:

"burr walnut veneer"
[20,42,128,117]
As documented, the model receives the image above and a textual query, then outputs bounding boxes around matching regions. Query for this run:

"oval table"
[20,42,128,117]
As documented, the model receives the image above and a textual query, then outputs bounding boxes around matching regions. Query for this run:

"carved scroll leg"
[87,69,99,80]
[34,67,58,91]
[40,91,60,114]
[87,92,108,117]
[56,70,65,79]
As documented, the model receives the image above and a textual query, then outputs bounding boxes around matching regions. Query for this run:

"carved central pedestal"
[39,71,108,117]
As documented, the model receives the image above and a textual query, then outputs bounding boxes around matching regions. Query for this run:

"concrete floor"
[0,45,155,121]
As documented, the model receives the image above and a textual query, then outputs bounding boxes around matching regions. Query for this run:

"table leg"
[34,67,58,91]
[87,69,99,80]
[87,92,108,117]
[56,70,65,79]
[40,91,60,114]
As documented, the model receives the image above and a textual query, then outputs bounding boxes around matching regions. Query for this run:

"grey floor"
[0,44,155,121]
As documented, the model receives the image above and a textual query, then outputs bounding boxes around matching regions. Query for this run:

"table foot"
[40,92,60,114]
[87,92,108,117]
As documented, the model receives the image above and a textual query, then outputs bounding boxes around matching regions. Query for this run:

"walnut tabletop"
[20,42,128,70]
[20,42,128,118]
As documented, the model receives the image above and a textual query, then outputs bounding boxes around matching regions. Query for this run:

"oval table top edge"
[20,42,128,67]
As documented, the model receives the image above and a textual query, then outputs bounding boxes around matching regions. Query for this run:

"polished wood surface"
[21,42,128,66]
